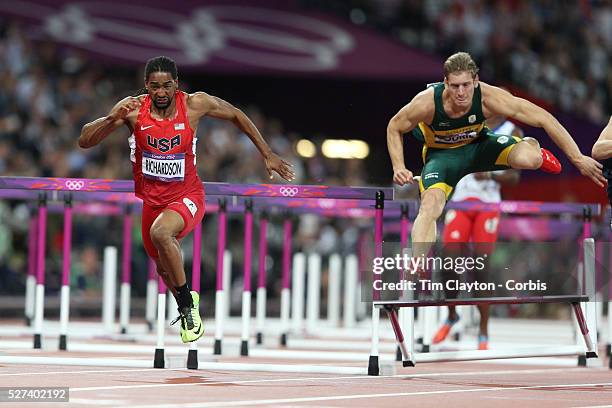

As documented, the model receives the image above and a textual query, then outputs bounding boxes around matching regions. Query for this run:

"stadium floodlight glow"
[296,139,316,158]
[350,139,369,159]
[321,139,369,159]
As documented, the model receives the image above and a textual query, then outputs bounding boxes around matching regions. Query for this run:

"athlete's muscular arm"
[481,83,605,186]
[591,117,612,160]
[78,97,141,148]
[188,92,295,181]
[387,88,434,185]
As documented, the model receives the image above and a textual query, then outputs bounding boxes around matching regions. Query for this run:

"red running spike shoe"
[540,148,562,174]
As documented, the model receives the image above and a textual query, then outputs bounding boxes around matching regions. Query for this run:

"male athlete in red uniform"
[79,56,294,342]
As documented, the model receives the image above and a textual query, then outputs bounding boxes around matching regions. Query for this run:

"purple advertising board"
[0,0,443,80]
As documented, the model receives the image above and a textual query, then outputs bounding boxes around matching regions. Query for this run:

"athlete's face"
[145,72,178,110]
[445,71,478,108]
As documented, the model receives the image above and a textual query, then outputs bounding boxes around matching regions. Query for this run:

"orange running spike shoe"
[432,316,460,344]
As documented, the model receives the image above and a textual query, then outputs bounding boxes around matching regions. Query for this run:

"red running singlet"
[130,91,203,207]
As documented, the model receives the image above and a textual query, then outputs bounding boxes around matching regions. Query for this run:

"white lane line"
[70,368,578,392]
[125,382,612,408]
[69,398,130,406]
[572,406,612,408]
[0,368,187,377]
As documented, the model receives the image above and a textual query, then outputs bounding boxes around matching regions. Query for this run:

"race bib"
[434,131,478,144]
[142,151,185,182]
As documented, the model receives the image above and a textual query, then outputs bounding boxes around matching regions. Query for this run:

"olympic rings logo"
[65,180,85,190]
[279,187,299,197]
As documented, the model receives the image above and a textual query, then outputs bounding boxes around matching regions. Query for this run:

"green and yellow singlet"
[415,82,486,149]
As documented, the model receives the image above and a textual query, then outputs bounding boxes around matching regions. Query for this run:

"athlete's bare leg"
[507,137,543,170]
[447,306,458,321]
[411,188,446,263]
[150,209,202,342]
[154,260,178,297]
[150,210,187,289]
[477,304,489,337]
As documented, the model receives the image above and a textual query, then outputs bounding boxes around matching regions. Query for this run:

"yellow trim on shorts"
[419,180,454,199]
[422,145,428,163]
[494,136,522,166]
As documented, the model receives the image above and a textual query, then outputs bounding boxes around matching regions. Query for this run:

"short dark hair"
[145,56,178,81]
[444,52,479,78]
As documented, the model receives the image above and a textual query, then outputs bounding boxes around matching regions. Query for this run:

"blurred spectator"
[310,0,611,125]
[71,245,102,296]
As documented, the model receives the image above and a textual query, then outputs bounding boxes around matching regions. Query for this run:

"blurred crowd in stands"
[305,0,611,125]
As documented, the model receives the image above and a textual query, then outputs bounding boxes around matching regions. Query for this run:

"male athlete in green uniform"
[388,52,605,263]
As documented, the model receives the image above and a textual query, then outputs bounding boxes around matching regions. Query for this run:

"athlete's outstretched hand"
[265,153,295,182]
[574,155,606,187]
[109,97,141,121]
[393,168,414,186]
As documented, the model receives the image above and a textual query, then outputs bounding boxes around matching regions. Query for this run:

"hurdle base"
[395,347,402,362]
[146,321,154,332]
[402,360,415,368]
[120,327,127,335]
[256,332,263,345]
[585,351,598,359]
[453,333,461,341]
[59,334,67,351]
[609,355,612,370]
[154,348,165,368]
[240,340,249,356]
[606,344,611,356]
[416,337,423,345]
[578,355,587,366]
[213,339,222,355]
[421,344,430,353]
[280,333,288,347]
[25,316,31,327]
[187,349,198,369]
[367,355,379,376]
[33,334,41,349]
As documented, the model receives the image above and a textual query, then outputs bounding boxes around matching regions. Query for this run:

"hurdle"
[33,192,47,349]
[368,190,601,376]
[280,214,292,346]
[0,176,394,373]
[6,194,377,356]
[213,198,227,355]
[24,209,37,326]
[187,219,203,369]
[374,294,597,367]
[240,199,254,356]
[119,204,133,335]
[145,257,157,331]
[153,274,167,368]
[327,253,342,327]
[5,175,606,374]
[58,194,72,350]
[255,210,268,345]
